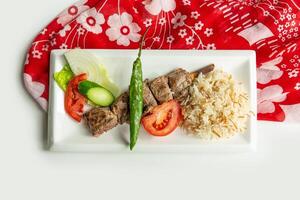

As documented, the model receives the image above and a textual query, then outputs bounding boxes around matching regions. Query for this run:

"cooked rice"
[182,69,250,139]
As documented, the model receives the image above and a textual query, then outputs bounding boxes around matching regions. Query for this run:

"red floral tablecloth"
[24,0,300,122]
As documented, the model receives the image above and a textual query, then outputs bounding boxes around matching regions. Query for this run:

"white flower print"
[57,0,89,26]
[294,55,299,59]
[171,12,187,29]
[24,74,45,99]
[206,43,216,50]
[159,17,166,25]
[185,36,194,45]
[283,30,287,35]
[287,34,292,39]
[166,35,175,43]
[291,21,296,26]
[257,57,283,84]
[285,22,290,28]
[32,50,42,59]
[49,31,56,38]
[288,69,299,78]
[290,59,295,63]
[269,5,275,10]
[40,28,47,35]
[274,20,279,25]
[257,85,287,114]
[24,73,48,111]
[133,7,138,14]
[143,0,176,15]
[42,44,49,52]
[286,14,292,20]
[292,14,297,19]
[153,36,160,42]
[191,11,200,19]
[37,97,48,111]
[59,24,71,37]
[50,38,57,47]
[106,12,141,47]
[178,29,187,38]
[273,0,279,4]
[194,21,204,30]
[294,63,299,67]
[77,26,85,35]
[204,28,213,37]
[182,0,191,6]
[263,11,269,16]
[295,83,300,90]
[289,28,294,33]
[294,33,299,37]
[60,43,68,49]
[280,103,300,122]
[143,18,152,27]
[25,53,29,65]
[280,15,285,21]
[76,8,105,34]
[278,25,283,32]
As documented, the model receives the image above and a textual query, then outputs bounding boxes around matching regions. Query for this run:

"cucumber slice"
[78,80,100,95]
[86,87,115,107]
[78,81,115,106]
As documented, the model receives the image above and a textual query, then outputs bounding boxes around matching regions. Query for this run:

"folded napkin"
[24,0,300,122]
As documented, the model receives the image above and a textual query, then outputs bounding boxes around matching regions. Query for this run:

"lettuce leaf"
[54,64,74,91]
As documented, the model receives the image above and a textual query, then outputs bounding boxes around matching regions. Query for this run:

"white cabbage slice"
[64,49,120,97]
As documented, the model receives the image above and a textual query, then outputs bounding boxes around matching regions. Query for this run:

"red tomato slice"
[65,74,87,122]
[141,100,183,137]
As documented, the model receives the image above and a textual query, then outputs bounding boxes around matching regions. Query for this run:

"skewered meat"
[190,64,215,80]
[167,68,193,101]
[111,92,129,124]
[149,76,173,104]
[84,107,118,137]
[143,80,158,113]
[110,80,159,125]
[84,65,215,136]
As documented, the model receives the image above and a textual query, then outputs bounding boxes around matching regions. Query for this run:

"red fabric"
[23,0,300,122]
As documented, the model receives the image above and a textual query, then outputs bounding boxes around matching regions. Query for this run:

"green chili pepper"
[129,28,149,150]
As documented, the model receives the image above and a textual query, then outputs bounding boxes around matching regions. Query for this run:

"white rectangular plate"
[48,50,257,153]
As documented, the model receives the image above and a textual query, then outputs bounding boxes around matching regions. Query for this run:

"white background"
[1,0,300,199]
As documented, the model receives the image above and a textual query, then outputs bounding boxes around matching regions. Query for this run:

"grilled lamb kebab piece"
[84,107,118,137]
[84,65,215,136]
[143,79,158,113]
[111,92,130,124]
[149,76,173,104]
[109,75,175,124]
[167,68,193,103]
[109,79,158,124]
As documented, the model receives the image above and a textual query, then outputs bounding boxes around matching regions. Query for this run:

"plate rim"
[48,49,257,153]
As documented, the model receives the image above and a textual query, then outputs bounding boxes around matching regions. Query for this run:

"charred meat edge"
[111,92,129,124]
[149,75,173,104]
[143,79,158,114]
